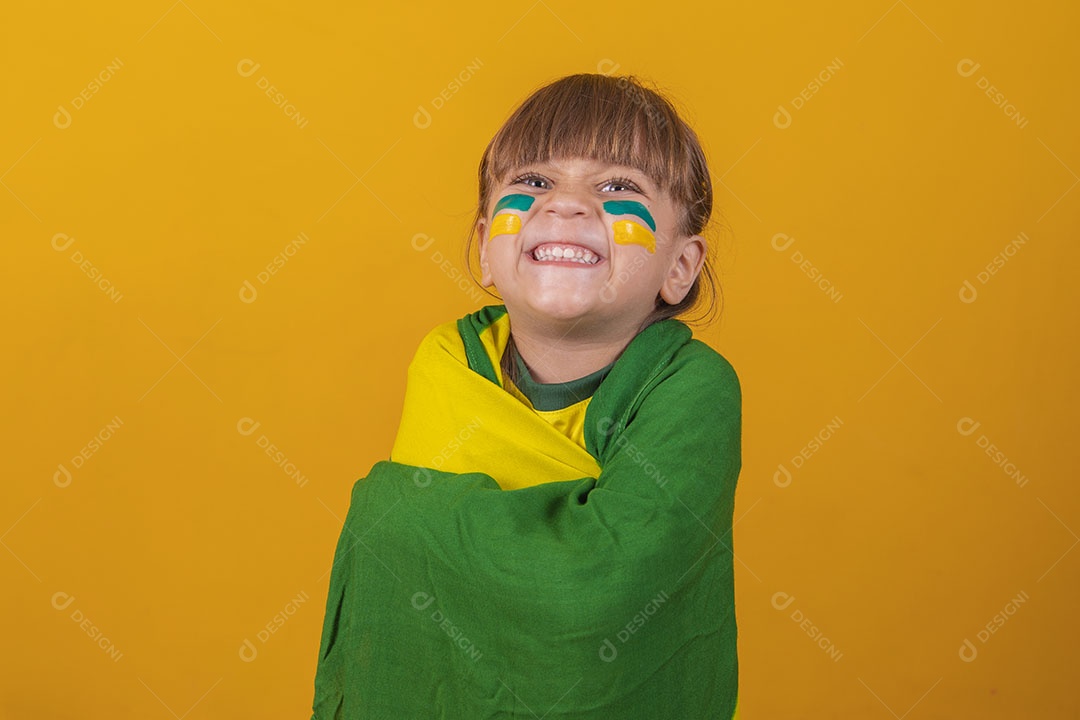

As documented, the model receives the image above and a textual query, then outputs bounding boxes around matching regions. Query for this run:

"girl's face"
[477,156,705,337]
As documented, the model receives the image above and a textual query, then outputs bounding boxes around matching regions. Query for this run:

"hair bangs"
[486,84,676,185]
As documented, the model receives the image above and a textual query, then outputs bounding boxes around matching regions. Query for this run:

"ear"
[659,234,706,305]
[477,218,494,287]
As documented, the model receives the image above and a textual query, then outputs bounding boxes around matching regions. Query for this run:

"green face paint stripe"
[603,200,656,232]
[493,194,535,215]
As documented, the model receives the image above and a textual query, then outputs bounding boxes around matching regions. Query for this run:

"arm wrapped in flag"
[312,307,742,719]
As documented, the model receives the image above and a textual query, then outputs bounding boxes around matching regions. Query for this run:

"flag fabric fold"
[312,305,742,719]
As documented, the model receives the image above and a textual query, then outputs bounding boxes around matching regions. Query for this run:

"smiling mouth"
[529,243,602,265]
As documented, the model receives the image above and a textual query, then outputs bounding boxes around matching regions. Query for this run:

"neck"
[508,324,633,384]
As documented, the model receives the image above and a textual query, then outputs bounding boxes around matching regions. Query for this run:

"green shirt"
[508,344,615,411]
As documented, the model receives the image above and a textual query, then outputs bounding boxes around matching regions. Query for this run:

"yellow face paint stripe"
[612,220,656,253]
[488,213,522,239]
[488,193,533,239]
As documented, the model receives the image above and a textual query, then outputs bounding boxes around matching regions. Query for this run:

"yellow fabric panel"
[478,313,594,454]
[390,319,601,490]
[503,378,594,452]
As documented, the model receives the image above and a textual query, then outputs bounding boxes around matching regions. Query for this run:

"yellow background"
[3,1,1078,717]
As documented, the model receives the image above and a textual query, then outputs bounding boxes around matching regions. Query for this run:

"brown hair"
[464,72,724,330]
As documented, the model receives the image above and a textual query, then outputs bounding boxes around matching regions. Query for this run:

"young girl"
[312,73,741,720]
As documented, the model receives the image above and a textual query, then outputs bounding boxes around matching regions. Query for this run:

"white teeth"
[532,245,600,264]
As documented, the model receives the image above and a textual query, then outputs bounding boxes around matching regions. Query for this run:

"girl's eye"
[510,173,549,189]
[603,177,643,193]
[507,173,643,193]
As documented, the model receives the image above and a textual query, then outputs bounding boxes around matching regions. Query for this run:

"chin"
[513,293,601,324]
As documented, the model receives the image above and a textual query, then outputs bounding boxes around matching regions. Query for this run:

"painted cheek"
[493,193,536,214]
[612,220,656,253]
[488,193,536,239]
[489,214,522,239]
[602,200,657,231]
[603,200,657,253]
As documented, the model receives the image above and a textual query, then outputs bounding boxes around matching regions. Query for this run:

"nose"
[542,183,596,221]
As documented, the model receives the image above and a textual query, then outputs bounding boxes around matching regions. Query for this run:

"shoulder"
[408,317,462,366]
[591,319,741,420]
[632,336,740,437]
[413,305,507,351]
[586,322,740,459]
[408,305,510,383]
[666,337,741,404]
[627,317,740,407]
